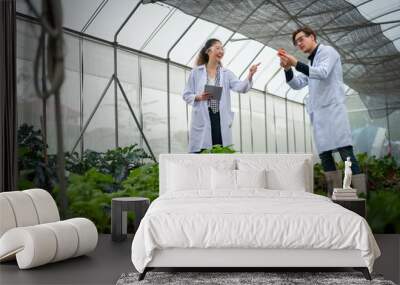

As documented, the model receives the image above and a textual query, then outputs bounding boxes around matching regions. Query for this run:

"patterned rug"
[116,271,396,285]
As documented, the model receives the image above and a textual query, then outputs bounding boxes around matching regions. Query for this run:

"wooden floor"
[0,234,398,285]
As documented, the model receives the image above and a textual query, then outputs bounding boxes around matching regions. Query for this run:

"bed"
[131,154,380,281]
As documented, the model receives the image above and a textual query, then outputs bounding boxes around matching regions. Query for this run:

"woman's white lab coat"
[287,44,353,154]
[183,64,252,153]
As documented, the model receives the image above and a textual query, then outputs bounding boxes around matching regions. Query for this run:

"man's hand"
[279,52,298,67]
[280,57,291,71]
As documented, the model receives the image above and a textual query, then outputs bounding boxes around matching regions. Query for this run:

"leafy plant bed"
[17,125,399,233]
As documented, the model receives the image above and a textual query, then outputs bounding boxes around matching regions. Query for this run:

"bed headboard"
[159,153,314,195]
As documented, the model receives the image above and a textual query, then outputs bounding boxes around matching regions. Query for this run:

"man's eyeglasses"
[294,35,309,46]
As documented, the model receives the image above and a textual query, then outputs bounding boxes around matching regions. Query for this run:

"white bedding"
[131,190,380,273]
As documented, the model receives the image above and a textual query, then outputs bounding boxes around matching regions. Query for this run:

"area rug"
[116,271,396,285]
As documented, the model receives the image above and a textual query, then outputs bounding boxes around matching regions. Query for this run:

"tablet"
[204,85,223,101]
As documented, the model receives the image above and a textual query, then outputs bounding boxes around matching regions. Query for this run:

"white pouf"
[0,189,98,269]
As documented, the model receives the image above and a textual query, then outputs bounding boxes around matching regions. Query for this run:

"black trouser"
[319,145,361,174]
[191,108,222,154]
[208,107,223,146]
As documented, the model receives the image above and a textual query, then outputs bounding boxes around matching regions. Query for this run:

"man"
[278,26,366,194]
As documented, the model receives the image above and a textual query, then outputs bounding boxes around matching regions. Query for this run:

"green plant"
[359,153,400,234]
[357,153,400,192]
[65,150,103,175]
[313,153,400,233]
[200,144,236,154]
[313,163,326,196]
[65,144,150,185]
[17,124,58,191]
[121,163,159,202]
[64,163,159,233]
[16,124,157,233]
[367,189,400,234]
[18,124,399,234]
[64,168,116,233]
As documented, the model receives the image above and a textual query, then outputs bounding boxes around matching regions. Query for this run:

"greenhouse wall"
[16,15,398,161]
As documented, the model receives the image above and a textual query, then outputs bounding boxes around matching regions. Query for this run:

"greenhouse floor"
[0,234,398,285]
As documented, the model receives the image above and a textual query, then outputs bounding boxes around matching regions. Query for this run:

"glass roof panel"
[350,0,400,50]
[250,46,280,90]
[16,0,40,16]
[169,19,223,65]
[16,0,400,107]
[225,39,263,77]
[83,0,141,41]
[222,33,251,68]
[139,8,194,58]
[17,0,105,32]
[62,0,104,32]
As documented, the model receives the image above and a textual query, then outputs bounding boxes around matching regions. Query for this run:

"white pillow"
[266,166,307,191]
[211,168,236,190]
[166,158,236,192]
[237,158,308,191]
[168,162,211,191]
[236,169,267,189]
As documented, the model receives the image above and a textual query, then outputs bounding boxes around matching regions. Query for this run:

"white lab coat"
[287,44,353,154]
[183,64,252,153]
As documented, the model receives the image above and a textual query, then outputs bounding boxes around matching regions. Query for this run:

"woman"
[183,38,260,153]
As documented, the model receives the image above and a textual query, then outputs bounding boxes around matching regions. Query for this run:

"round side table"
[111,197,150,242]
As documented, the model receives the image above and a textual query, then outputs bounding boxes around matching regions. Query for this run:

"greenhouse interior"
[0,0,399,284]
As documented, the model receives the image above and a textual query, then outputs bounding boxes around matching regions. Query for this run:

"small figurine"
[343,157,352,189]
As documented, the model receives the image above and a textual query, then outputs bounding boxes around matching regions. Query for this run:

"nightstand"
[332,198,366,218]
[111,197,150,242]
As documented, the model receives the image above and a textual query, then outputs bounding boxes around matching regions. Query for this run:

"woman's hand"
[195,91,211,101]
[247,62,260,81]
